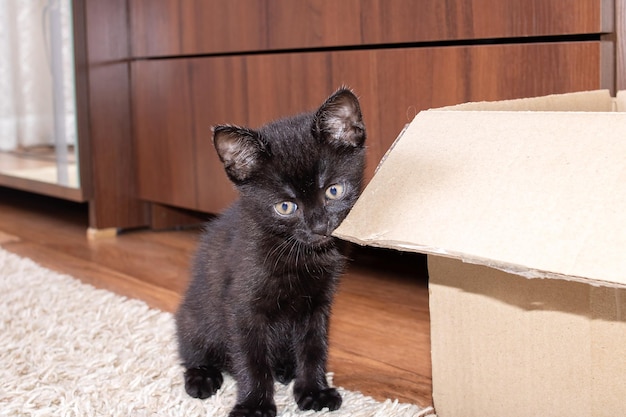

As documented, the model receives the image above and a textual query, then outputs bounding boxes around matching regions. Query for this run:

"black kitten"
[175,88,366,417]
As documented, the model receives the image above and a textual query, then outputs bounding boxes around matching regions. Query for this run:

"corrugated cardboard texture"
[429,256,626,417]
[617,90,626,111]
[335,109,626,288]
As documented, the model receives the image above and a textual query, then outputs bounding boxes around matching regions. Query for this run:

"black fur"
[175,88,366,417]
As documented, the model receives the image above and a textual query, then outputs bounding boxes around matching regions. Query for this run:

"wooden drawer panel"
[130,0,612,57]
[132,41,611,213]
[132,61,200,209]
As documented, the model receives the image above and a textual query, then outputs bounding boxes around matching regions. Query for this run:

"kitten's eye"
[274,201,298,216]
[325,183,345,200]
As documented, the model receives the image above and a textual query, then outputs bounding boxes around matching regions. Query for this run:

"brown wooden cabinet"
[34,0,619,230]
[132,39,613,214]
[129,0,611,56]
[2,1,622,230]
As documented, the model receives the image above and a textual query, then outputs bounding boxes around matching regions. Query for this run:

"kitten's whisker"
[287,238,301,278]
[264,236,293,267]
[266,235,300,279]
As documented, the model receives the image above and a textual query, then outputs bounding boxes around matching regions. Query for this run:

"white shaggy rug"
[0,249,435,417]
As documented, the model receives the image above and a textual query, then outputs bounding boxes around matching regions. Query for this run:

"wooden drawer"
[130,0,612,57]
[132,41,612,213]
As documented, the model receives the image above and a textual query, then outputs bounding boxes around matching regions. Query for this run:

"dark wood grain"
[130,0,268,57]
[132,61,199,209]
[149,203,208,230]
[132,41,610,213]
[129,0,611,57]
[71,0,93,201]
[76,0,148,229]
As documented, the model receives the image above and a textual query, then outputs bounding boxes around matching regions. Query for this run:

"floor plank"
[0,186,433,408]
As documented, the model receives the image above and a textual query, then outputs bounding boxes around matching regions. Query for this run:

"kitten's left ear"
[313,88,366,147]
[213,125,270,184]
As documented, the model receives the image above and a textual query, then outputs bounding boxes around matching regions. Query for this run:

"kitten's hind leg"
[183,365,224,399]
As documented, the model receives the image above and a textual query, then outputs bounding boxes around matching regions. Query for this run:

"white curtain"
[0,0,76,152]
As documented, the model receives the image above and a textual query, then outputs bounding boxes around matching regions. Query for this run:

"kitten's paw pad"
[183,366,223,399]
[297,387,342,411]
[228,403,277,417]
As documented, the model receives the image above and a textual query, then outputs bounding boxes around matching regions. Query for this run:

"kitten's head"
[213,88,366,248]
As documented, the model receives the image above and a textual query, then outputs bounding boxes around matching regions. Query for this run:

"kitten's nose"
[310,221,329,237]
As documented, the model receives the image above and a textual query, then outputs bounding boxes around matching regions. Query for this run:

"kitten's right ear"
[212,125,270,184]
[314,87,366,147]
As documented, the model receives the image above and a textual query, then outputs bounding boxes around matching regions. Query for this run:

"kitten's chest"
[254,270,337,317]
[262,245,344,276]
[250,240,344,313]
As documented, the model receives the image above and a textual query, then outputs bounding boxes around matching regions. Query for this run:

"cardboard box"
[334,90,626,417]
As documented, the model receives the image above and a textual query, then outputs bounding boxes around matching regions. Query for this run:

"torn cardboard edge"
[335,89,626,291]
[339,237,625,290]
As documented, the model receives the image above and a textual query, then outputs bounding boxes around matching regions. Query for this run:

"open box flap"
[438,89,614,112]
[335,107,626,289]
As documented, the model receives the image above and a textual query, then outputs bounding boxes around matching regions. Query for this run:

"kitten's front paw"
[228,402,277,417]
[296,387,342,411]
[183,366,223,399]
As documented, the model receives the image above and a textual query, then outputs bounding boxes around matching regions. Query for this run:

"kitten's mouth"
[309,234,335,248]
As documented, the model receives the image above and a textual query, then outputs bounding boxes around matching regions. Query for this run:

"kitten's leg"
[183,365,223,399]
[229,321,277,417]
[176,314,225,399]
[274,360,296,385]
[179,342,225,399]
[293,308,342,411]
[273,340,296,384]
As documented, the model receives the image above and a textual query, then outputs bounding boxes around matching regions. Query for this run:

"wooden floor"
[0,187,433,408]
